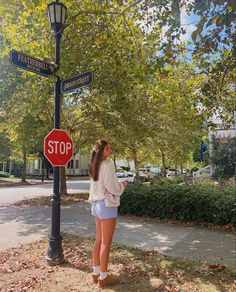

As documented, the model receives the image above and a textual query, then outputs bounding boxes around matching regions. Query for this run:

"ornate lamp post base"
[46,235,64,266]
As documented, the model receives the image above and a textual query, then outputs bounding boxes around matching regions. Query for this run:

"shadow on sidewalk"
[0,202,235,268]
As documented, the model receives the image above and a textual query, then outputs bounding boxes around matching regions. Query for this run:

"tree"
[0,131,12,161]
[211,136,236,180]
[0,72,54,181]
[148,62,206,173]
[0,0,233,180]
[121,0,236,121]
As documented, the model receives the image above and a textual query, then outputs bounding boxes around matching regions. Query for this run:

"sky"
[159,5,201,46]
[180,8,200,42]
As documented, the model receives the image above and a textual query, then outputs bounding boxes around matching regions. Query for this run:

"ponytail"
[89,140,109,181]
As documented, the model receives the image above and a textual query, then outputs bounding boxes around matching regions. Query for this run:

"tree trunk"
[41,157,44,182]
[45,160,51,179]
[21,151,27,183]
[175,159,178,176]
[180,157,183,175]
[161,150,166,177]
[133,149,139,180]
[46,167,50,179]
[60,166,67,195]
[126,160,130,171]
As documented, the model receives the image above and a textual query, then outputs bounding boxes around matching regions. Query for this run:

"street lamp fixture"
[48,0,67,36]
[46,0,67,265]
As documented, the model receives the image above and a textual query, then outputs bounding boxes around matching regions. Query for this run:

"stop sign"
[44,129,73,166]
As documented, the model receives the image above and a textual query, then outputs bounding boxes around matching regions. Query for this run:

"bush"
[188,177,218,187]
[0,171,10,178]
[119,183,236,226]
[119,166,130,171]
[150,176,187,186]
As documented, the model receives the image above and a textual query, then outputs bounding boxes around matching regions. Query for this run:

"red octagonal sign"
[44,129,73,166]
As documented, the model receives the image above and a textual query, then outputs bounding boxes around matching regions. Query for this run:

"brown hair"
[88,139,109,181]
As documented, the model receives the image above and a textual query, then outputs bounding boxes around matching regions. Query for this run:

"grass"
[0,233,235,292]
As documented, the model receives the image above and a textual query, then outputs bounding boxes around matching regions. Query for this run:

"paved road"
[0,180,90,206]
[0,177,132,206]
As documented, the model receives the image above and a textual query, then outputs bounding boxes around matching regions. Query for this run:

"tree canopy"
[0,0,234,172]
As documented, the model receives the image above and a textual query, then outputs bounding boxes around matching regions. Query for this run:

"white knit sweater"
[88,159,125,202]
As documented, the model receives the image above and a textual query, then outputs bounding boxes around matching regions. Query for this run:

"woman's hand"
[122,181,127,189]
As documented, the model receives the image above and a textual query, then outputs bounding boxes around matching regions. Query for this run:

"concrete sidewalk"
[0,202,235,268]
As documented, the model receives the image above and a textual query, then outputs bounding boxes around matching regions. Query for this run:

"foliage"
[0,171,10,178]
[138,0,236,122]
[211,136,236,179]
[0,131,12,161]
[120,183,236,225]
[150,64,206,170]
[219,177,236,189]
[0,54,53,167]
[188,177,219,187]
[119,166,130,171]
[0,0,234,174]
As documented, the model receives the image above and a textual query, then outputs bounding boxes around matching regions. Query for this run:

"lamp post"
[46,0,67,265]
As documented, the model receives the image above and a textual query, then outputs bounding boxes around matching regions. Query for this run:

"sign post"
[46,0,65,265]
[9,0,93,266]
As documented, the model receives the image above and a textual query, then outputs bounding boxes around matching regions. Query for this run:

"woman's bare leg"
[92,217,102,266]
[100,218,116,272]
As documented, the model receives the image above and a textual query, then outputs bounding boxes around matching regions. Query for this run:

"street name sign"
[61,71,93,93]
[44,129,73,166]
[10,50,52,77]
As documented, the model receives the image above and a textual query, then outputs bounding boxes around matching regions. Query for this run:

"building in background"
[0,153,90,177]
[208,110,236,177]
[194,110,236,178]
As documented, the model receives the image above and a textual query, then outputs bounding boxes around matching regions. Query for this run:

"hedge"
[119,183,236,226]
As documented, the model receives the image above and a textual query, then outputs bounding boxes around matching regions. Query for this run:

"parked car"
[133,168,149,182]
[148,167,162,179]
[0,171,11,178]
[166,168,179,177]
[116,170,129,178]
[127,171,134,177]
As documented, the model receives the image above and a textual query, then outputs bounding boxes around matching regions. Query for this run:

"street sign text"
[44,129,73,166]
[61,71,93,93]
[10,50,52,77]
[47,141,72,155]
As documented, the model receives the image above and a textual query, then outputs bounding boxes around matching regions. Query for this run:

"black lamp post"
[46,0,67,265]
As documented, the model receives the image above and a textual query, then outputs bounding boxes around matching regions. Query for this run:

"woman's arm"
[103,161,125,196]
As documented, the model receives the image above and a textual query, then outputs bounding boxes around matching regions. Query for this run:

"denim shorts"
[91,200,118,219]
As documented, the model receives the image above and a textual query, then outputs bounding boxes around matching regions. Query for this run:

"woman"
[88,139,126,287]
